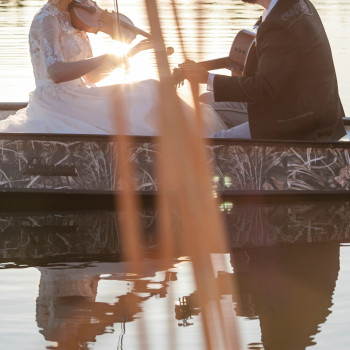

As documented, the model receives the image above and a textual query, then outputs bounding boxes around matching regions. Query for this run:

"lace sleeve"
[38,15,64,68]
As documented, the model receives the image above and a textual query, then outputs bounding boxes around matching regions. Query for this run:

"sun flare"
[88,33,159,86]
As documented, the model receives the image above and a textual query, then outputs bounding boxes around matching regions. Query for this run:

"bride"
[0,0,226,136]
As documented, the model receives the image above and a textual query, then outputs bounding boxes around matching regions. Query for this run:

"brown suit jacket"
[213,0,346,140]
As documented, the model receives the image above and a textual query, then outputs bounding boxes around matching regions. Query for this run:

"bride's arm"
[47,54,123,84]
[82,40,154,84]
[37,14,123,84]
[83,54,124,84]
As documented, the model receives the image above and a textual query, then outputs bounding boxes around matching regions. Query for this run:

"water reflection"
[0,201,348,348]
[231,244,339,349]
[1,200,350,265]
[27,243,340,349]
[36,262,176,349]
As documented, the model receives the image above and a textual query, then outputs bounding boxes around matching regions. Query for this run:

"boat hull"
[1,133,350,194]
[1,103,350,205]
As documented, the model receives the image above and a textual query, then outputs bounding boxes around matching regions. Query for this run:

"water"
[1,201,350,349]
[0,0,350,113]
[1,1,350,349]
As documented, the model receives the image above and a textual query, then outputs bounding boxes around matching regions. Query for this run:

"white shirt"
[207,0,279,91]
[263,0,279,21]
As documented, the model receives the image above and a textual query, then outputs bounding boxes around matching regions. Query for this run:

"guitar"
[173,29,257,85]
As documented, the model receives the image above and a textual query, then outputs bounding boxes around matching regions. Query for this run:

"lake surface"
[1,1,350,349]
[0,0,350,112]
[1,202,350,349]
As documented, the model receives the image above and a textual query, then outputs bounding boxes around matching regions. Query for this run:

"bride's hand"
[102,53,124,71]
[84,54,125,84]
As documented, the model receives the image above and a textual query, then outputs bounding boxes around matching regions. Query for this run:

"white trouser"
[199,92,251,139]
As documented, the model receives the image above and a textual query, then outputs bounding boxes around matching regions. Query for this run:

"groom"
[180,0,346,141]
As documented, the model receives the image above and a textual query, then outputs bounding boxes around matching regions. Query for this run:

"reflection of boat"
[0,209,157,266]
[1,199,350,267]
[221,199,350,248]
[1,103,350,209]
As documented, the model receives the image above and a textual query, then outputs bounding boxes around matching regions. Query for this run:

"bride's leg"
[104,79,162,135]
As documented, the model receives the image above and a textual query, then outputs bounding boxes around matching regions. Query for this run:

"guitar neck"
[172,56,240,86]
[172,29,256,85]
[198,57,233,71]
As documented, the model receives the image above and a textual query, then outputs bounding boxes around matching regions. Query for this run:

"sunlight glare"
[89,33,158,86]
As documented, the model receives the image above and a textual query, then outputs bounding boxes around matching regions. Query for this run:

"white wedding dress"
[0,0,226,135]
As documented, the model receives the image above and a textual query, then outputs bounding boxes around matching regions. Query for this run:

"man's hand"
[179,59,209,84]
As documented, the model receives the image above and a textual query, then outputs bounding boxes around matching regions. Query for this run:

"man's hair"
[241,0,258,3]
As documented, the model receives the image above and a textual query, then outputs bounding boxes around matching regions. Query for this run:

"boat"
[1,102,350,210]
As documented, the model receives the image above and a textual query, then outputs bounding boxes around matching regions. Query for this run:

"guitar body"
[200,29,257,75]
[228,29,257,76]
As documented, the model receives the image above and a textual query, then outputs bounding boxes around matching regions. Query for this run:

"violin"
[69,0,174,60]
[68,0,151,41]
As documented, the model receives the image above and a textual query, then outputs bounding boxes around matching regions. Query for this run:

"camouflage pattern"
[1,134,350,194]
[1,200,349,267]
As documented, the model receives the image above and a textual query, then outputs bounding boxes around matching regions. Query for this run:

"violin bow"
[113,0,122,42]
